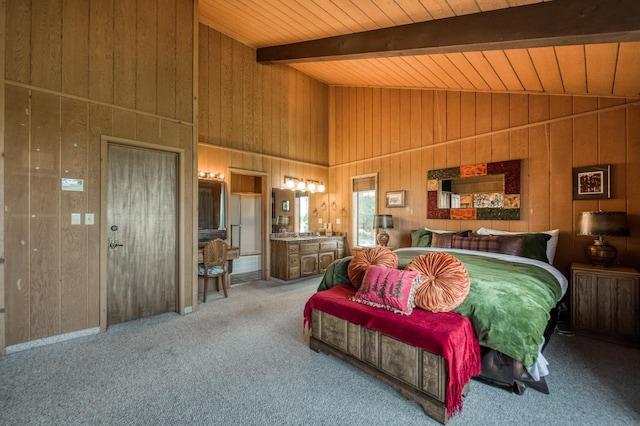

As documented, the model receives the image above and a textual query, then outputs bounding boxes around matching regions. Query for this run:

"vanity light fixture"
[198,171,225,180]
[284,176,326,192]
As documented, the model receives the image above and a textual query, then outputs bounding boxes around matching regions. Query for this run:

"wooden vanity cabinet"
[271,237,345,281]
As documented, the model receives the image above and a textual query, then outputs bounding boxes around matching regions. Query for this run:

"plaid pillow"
[451,235,500,253]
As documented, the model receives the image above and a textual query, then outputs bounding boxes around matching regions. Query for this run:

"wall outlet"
[336,218,341,225]
[318,218,322,224]
[71,213,81,225]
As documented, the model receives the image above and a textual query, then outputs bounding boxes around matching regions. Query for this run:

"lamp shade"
[373,214,394,229]
[276,216,290,226]
[577,211,630,237]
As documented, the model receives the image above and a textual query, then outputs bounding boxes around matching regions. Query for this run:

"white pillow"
[476,227,560,264]
[424,227,456,233]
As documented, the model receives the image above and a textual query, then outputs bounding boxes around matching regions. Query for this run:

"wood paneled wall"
[3,0,196,348]
[198,24,331,226]
[328,87,640,276]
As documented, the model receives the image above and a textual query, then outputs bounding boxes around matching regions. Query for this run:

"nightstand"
[571,262,640,347]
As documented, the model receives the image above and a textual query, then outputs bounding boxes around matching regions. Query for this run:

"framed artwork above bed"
[427,159,521,220]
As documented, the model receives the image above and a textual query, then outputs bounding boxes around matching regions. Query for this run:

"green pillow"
[317,256,353,291]
[520,233,552,263]
[411,229,433,247]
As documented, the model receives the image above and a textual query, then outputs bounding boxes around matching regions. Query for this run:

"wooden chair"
[198,239,229,301]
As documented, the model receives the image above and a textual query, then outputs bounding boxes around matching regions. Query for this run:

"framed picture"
[573,164,610,200]
[282,200,290,212]
[386,190,406,207]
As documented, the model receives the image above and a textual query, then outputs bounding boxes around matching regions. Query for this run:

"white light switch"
[318,218,323,224]
[85,213,94,225]
[336,218,341,225]
[71,213,81,225]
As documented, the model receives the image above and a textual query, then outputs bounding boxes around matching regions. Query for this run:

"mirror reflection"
[438,174,505,209]
[272,188,309,233]
[198,180,227,241]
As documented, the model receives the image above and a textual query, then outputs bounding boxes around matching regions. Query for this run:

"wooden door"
[107,144,178,325]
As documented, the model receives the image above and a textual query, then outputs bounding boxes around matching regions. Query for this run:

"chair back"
[203,239,228,270]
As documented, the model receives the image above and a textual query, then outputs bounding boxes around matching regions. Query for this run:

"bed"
[305,230,567,422]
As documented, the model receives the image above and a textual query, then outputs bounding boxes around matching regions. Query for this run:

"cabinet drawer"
[288,244,299,255]
[300,243,319,254]
[288,267,300,280]
[320,241,337,252]
[288,255,299,267]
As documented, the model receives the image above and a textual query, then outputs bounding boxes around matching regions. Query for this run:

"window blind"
[352,176,376,192]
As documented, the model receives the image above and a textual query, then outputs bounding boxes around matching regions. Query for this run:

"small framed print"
[282,200,290,212]
[573,165,610,200]
[386,190,406,208]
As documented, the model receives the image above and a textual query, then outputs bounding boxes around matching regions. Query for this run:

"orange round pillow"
[347,247,399,290]
[405,252,470,312]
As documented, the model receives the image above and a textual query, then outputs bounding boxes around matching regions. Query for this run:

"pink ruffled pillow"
[347,247,399,290]
[350,265,421,315]
[406,252,470,312]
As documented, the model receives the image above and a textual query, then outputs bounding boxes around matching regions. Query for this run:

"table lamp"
[577,211,630,266]
[276,215,290,233]
[374,214,394,247]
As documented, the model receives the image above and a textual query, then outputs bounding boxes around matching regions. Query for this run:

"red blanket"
[303,285,481,418]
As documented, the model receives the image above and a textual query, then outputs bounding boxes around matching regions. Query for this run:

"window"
[352,174,377,247]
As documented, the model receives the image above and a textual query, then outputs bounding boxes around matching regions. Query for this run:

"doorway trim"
[227,168,271,281]
[99,136,186,332]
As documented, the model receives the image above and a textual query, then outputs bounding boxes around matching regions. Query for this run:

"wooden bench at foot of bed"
[310,310,465,425]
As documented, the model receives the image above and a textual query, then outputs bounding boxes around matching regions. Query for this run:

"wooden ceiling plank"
[391,0,432,23]
[421,0,456,19]
[257,0,640,64]
[555,45,587,94]
[528,46,564,93]
[585,43,618,95]
[398,56,440,88]
[351,0,405,27]
[475,0,510,12]
[503,48,543,92]
[483,50,524,91]
[444,52,490,90]
[298,1,363,34]
[462,51,507,91]
[399,56,442,88]
[430,53,475,90]
[444,0,482,16]
[613,42,640,97]
[372,57,426,87]
[200,2,299,47]
[414,55,462,89]
[332,0,383,31]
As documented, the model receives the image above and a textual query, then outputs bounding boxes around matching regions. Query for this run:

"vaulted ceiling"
[199,0,640,97]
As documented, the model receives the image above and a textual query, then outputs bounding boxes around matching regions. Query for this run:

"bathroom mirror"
[427,159,521,220]
[271,189,309,233]
[198,180,227,241]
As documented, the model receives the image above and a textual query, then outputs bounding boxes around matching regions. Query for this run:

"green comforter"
[318,249,563,367]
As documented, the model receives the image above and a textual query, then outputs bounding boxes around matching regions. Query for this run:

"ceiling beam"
[257,0,640,64]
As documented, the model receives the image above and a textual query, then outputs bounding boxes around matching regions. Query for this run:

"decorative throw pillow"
[431,232,453,248]
[451,235,500,253]
[476,227,559,264]
[347,247,399,290]
[406,252,470,312]
[411,229,433,247]
[350,265,421,315]
[497,235,526,257]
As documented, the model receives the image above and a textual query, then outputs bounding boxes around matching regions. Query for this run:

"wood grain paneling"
[30,91,61,340]
[328,87,640,275]
[4,85,31,345]
[3,0,196,348]
[60,98,89,333]
[198,26,329,166]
